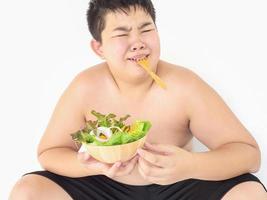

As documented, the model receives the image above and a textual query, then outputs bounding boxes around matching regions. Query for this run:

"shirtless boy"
[9,0,267,199]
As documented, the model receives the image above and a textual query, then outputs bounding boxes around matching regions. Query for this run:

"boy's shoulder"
[159,60,195,80]
[68,63,107,92]
[158,60,205,92]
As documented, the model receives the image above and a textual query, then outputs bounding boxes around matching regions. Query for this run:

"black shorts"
[25,171,266,200]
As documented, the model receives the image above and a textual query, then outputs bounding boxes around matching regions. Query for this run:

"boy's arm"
[186,70,260,180]
[38,147,102,177]
[37,72,101,177]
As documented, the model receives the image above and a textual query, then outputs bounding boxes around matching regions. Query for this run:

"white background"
[1,0,266,199]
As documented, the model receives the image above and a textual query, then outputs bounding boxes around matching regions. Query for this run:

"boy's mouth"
[127,54,149,62]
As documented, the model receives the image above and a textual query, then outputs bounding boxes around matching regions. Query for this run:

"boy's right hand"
[77,152,139,178]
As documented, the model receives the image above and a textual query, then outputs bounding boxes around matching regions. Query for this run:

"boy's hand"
[137,142,195,185]
[77,152,139,178]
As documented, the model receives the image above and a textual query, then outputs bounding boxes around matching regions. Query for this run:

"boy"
[9,0,267,199]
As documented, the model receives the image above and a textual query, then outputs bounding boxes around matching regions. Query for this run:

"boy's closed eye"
[113,29,154,37]
[141,29,154,33]
[114,34,129,37]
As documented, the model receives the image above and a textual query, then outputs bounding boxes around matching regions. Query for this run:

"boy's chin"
[126,60,141,66]
[126,62,148,74]
[127,60,147,70]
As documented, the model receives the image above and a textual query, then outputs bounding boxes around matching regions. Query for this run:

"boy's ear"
[90,39,105,59]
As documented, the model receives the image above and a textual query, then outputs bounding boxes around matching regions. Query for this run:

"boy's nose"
[130,42,146,52]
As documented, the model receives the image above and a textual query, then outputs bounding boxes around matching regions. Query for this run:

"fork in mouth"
[137,58,167,89]
[128,54,150,63]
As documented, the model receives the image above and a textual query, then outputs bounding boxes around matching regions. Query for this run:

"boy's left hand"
[137,142,195,185]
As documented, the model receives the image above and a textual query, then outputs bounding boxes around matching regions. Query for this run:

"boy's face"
[95,6,160,80]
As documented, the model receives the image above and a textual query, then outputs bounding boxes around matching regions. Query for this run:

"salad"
[71,110,152,146]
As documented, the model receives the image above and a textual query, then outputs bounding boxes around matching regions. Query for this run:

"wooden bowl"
[85,135,147,163]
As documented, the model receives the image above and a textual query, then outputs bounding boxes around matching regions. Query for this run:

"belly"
[110,139,193,186]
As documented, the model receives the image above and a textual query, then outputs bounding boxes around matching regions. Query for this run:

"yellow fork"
[137,59,167,89]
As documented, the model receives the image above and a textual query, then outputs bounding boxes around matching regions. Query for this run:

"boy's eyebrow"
[138,22,153,30]
[112,26,132,32]
[112,22,153,32]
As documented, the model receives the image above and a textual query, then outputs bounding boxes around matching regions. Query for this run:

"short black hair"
[86,0,156,43]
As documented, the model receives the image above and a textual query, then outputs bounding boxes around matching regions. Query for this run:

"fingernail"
[115,162,121,167]
[84,153,90,160]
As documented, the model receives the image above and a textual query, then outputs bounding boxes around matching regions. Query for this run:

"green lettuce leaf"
[71,110,152,146]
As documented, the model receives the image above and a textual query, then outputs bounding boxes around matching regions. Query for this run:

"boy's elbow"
[37,149,46,167]
[36,145,51,168]
[248,144,261,173]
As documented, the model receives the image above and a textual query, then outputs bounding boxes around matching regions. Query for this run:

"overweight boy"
[9,0,267,199]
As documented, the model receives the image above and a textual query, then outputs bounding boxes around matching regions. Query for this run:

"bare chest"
[84,88,192,149]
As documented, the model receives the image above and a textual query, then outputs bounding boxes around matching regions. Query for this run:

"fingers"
[77,152,91,162]
[77,152,139,178]
[138,156,166,178]
[137,148,167,167]
[105,162,122,178]
[84,152,91,160]
[144,142,176,154]
[77,152,111,174]
[138,157,170,185]
[116,156,139,176]
[138,166,166,184]
[105,155,139,178]
[138,166,168,185]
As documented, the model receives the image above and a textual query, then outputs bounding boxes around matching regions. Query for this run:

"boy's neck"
[106,65,155,101]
